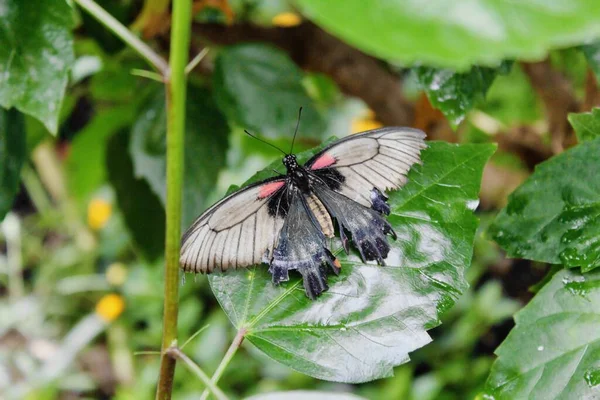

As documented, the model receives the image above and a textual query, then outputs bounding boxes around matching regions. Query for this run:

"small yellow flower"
[87,198,112,230]
[106,262,128,286]
[272,12,302,27]
[96,293,125,322]
[351,109,383,134]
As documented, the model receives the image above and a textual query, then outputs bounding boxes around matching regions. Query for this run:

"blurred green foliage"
[2,0,600,399]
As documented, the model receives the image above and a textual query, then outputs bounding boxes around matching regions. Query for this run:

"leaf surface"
[129,86,229,228]
[484,269,600,399]
[247,391,366,400]
[0,0,74,133]
[66,106,137,202]
[213,44,325,139]
[0,108,26,220]
[490,137,600,272]
[296,0,600,69]
[107,131,165,260]
[568,108,600,143]
[582,41,600,82]
[416,63,511,127]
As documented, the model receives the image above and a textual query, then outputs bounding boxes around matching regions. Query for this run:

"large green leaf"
[0,108,25,221]
[296,0,600,69]
[213,44,325,139]
[483,269,600,399]
[0,0,74,133]
[207,141,495,383]
[489,138,600,272]
[568,108,600,143]
[106,131,165,261]
[129,86,229,228]
[416,62,511,127]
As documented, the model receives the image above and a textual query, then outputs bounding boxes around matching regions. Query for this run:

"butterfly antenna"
[289,107,303,155]
[244,130,287,155]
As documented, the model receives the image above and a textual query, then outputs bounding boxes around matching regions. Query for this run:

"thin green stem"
[131,69,165,83]
[133,351,162,356]
[181,324,210,350]
[21,165,52,214]
[155,0,192,398]
[2,213,24,299]
[167,347,229,400]
[73,0,169,75]
[185,48,209,75]
[199,328,246,400]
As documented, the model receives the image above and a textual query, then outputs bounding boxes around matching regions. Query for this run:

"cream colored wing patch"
[180,178,287,273]
[306,193,334,238]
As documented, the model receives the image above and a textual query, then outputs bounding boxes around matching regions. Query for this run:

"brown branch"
[192,22,414,126]
[521,60,579,153]
[496,125,554,169]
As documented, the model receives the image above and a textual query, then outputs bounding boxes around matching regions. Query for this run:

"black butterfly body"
[180,127,427,299]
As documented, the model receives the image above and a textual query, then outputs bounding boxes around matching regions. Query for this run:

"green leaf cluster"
[484,109,600,398]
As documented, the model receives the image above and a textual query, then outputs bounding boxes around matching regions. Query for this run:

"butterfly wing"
[268,189,340,299]
[305,127,427,207]
[305,127,426,265]
[180,177,288,273]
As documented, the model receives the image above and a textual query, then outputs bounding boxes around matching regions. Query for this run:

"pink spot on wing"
[258,181,285,199]
[311,153,336,170]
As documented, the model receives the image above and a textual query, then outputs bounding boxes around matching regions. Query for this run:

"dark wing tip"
[302,267,329,300]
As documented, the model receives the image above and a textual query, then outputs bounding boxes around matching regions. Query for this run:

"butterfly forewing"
[180,177,287,273]
[306,127,427,206]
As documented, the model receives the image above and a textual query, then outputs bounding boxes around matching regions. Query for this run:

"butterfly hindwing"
[305,127,426,265]
[268,189,340,299]
[312,181,396,264]
[180,177,288,273]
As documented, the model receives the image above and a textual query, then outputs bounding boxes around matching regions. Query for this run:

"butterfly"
[180,118,427,299]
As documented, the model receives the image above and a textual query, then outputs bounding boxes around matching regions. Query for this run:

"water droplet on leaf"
[564,281,590,297]
[584,368,600,387]
[506,195,527,216]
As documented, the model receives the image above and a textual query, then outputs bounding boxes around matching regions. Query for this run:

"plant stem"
[167,347,229,400]
[2,213,24,299]
[185,48,209,75]
[73,0,169,75]
[21,165,52,214]
[131,68,165,83]
[199,328,247,400]
[155,0,192,398]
